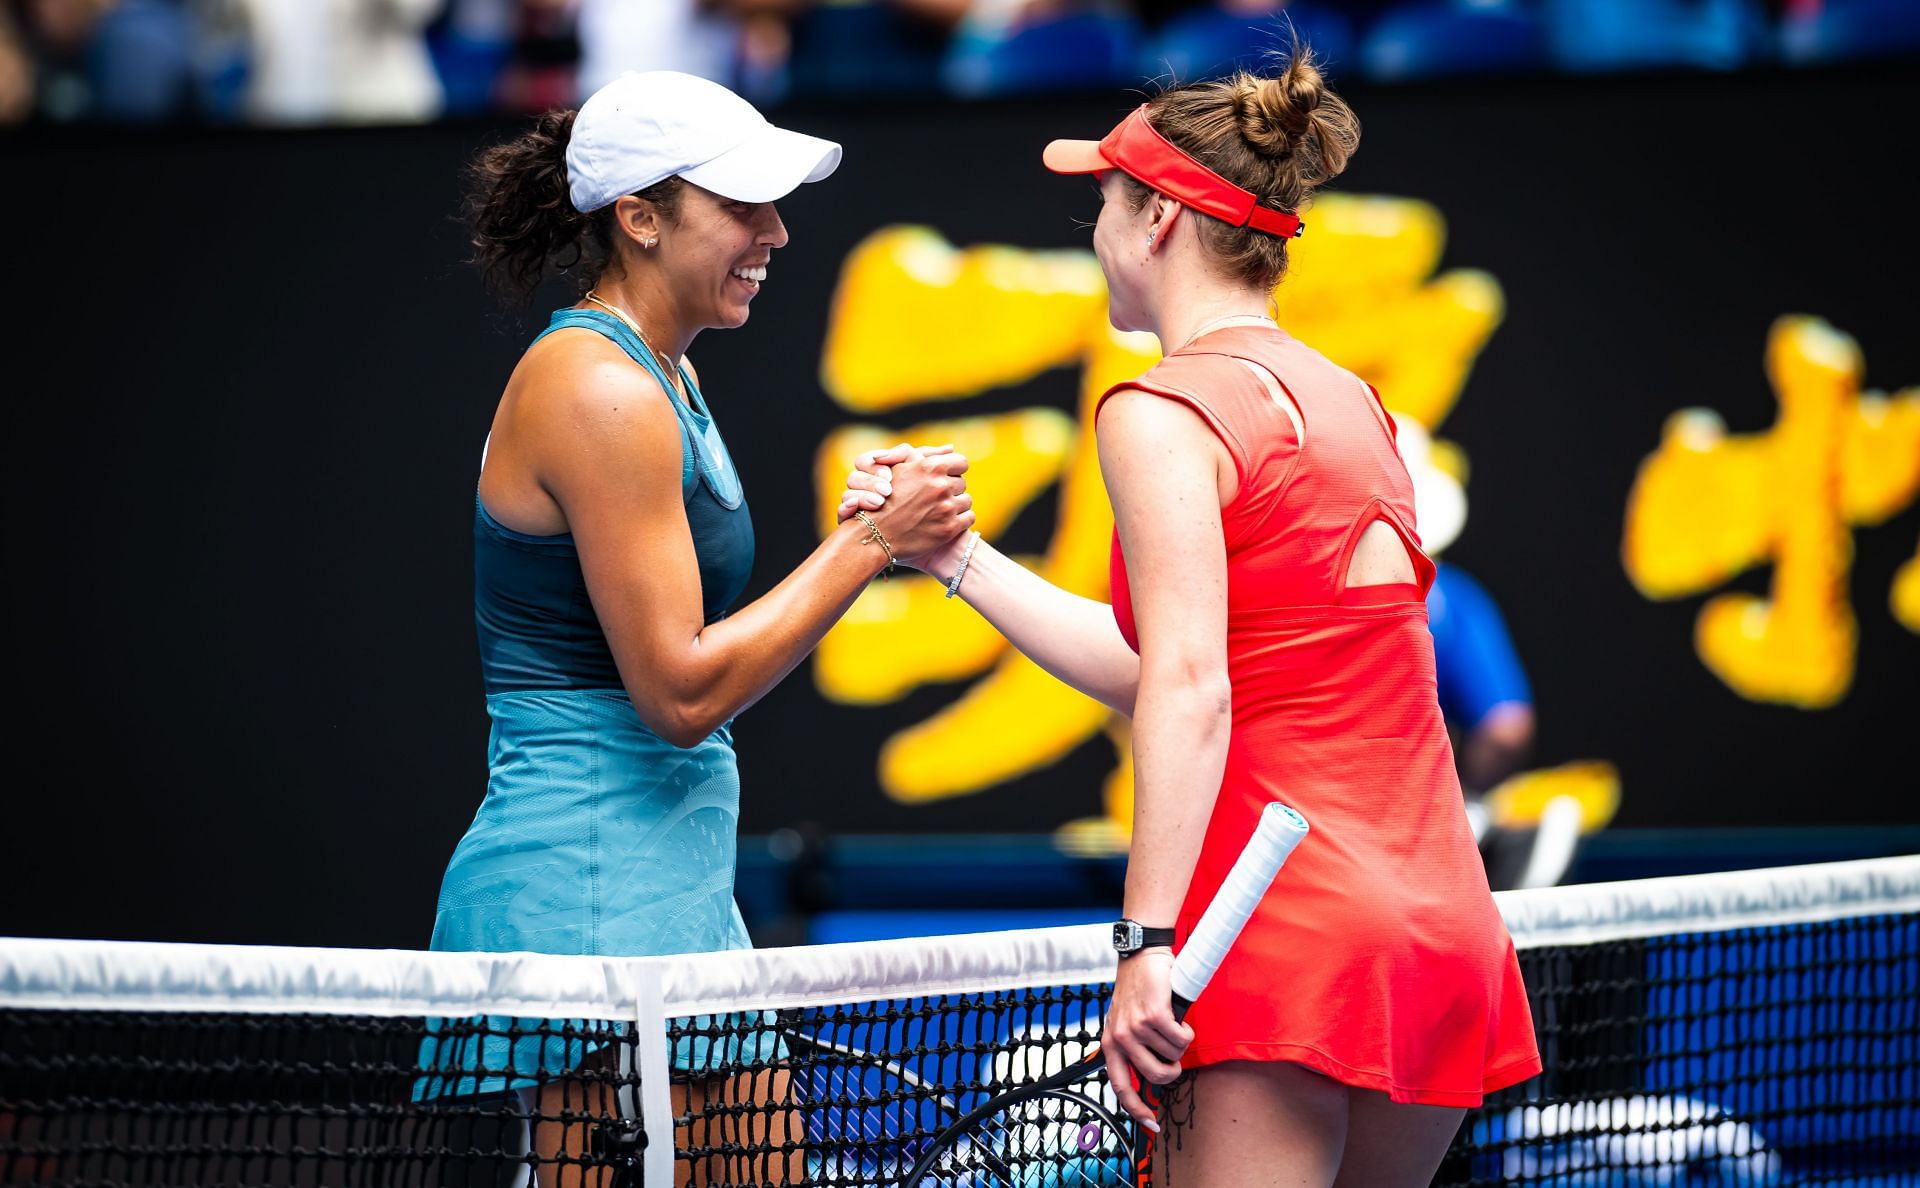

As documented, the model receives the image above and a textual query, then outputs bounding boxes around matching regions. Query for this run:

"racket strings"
[804,1047,948,1182]
[916,1086,1136,1187]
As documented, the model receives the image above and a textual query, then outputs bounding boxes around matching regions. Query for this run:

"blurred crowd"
[3,0,1916,126]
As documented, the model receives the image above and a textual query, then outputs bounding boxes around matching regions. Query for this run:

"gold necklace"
[583,290,680,389]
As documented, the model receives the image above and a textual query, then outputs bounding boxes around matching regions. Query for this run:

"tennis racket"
[901,803,1311,1187]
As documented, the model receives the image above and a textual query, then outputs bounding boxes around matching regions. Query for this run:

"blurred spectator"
[493,0,577,112]
[90,0,197,120]
[1429,562,1535,797]
[1391,417,1536,800]
[428,0,515,114]
[575,0,740,96]
[233,0,444,124]
[2,0,242,123]
[9,0,114,119]
[944,0,1143,96]
[777,0,963,98]
[8,0,1919,126]
[1544,0,1768,73]
[1142,0,1356,85]
[1,8,31,123]
[1395,415,1578,891]
[1361,0,1549,81]
[1780,0,1920,64]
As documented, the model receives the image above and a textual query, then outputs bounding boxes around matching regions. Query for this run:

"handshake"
[834,443,977,581]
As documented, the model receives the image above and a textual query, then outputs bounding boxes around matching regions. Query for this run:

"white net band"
[4,856,1915,1018]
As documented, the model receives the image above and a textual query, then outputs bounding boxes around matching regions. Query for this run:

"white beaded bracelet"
[945,532,981,599]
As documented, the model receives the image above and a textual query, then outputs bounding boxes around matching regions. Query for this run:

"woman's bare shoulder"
[511,328,678,431]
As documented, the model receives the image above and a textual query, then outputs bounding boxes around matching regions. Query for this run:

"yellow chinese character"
[1623,317,1920,707]
[813,197,1505,832]
[1895,540,1920,633]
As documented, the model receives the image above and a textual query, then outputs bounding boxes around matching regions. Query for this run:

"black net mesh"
[1439,911,1920,1186]
[666,984,1113,1187]
[3,888,1916,1186]
[0,1011,639,1187]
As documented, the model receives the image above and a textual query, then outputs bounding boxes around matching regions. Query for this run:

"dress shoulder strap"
[535,309,700,499]
[1096,351,1274,487]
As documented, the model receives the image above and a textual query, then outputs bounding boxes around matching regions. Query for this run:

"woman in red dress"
[844,51,1540,1184]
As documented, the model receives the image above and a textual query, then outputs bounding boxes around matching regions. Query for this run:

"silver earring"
[644,237,658,249]
[1146,232,1156,247]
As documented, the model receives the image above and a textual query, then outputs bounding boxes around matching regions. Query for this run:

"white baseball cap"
[566,71,842,213]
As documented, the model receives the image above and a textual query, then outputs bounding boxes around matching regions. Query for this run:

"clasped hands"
[836,443,977,579]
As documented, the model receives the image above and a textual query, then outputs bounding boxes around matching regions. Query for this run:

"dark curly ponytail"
[463,109,684,304]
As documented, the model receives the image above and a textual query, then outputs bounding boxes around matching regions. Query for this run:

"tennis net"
[2,855,1915,1186]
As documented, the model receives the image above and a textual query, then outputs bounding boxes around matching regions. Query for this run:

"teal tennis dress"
[422,308,769,1093]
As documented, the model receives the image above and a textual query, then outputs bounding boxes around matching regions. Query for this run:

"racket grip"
[1167,803,1309,1006]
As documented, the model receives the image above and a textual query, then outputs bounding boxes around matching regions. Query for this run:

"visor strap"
[1100,106,1304,239]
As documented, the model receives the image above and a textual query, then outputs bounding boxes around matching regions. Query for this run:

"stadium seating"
[1143,2,1356,84]
[1780,0,1920,64]
[945,7,1146,97]
[1361,0,1551,81]
[1543,0,1768,73]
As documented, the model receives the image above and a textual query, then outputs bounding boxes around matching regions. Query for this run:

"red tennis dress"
[1105,324,1541,1107]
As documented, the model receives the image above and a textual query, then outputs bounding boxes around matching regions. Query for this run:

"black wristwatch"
[1111,919,1176,958]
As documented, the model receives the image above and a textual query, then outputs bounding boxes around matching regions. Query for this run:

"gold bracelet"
[853,511,895,577]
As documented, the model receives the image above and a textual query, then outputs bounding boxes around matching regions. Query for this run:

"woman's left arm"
[1094,388,1235,1127]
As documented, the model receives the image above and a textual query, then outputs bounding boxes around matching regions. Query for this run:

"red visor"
[1043,105,1304,239]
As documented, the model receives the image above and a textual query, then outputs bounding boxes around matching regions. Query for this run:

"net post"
[633,960,676,1188]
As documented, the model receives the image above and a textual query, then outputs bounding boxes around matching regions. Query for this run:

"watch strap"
[1112,919,1177,955]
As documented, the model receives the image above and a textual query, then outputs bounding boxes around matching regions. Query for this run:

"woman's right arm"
[840,452,1141,716]
[532,351,972,748]
[929,540,1141,717]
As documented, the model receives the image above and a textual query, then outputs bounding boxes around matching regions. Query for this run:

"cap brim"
[1042,138,1110,175]
[679,123,842,204]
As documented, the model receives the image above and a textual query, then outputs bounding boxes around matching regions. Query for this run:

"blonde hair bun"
[1229,52,1356,181]
[1134,43,1360,289]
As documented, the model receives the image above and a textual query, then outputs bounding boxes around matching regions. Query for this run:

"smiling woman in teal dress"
[425,69,975,1183]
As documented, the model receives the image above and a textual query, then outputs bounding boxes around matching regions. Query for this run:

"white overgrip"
[1168,803,1310,1005]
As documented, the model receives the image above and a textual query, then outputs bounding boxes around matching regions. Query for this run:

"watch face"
[1112,921,1137,952]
